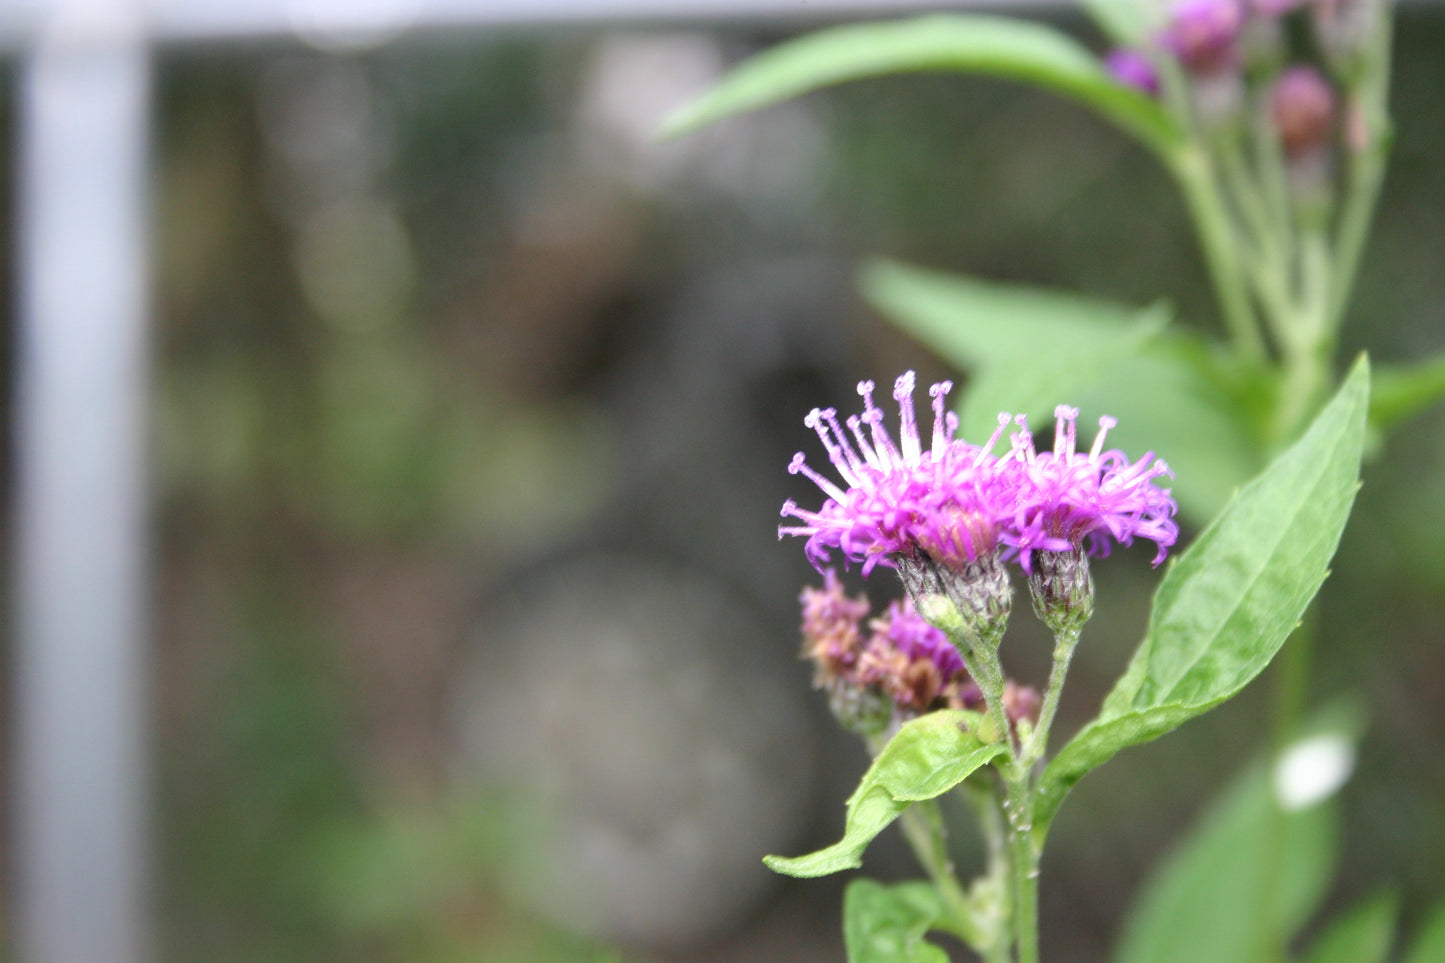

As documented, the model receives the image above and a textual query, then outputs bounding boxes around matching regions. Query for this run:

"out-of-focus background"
[2,2,1444,961]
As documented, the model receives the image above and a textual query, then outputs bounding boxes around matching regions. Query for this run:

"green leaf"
[660,15,1183,156]
[1036,358,1370,827]
[1403,896,1445,963]
[1082,0,1161,46]
[861,259,1167,431]
[844,879,950,963]
[1112,756,1340,963]
[1369,352,1445,433]
[1301,893,1398,963]
[764,711,1003,878]
[862,259,1261,522]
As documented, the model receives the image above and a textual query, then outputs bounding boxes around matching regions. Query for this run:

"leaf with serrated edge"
[661,16,1183,156]
[1036,358,1369,828]
[765,711,1003,877]
[845,879,950,963]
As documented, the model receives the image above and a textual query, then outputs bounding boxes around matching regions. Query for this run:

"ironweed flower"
[1006,406,1179,573]
[858,598,972,716]
[779,372,1014,576]
[801,575,982,722]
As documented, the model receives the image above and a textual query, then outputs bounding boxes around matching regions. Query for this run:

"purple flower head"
[779,372,1015,577]
[1006,406,1179,572]
[874,598,966,680]
[1162,0,1245,74]
[1106,49,1161,97]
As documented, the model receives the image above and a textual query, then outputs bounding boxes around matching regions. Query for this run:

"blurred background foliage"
[3,5,1443,961]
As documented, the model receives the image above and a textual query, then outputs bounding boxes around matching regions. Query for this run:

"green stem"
[960,781,1013,963]
[1025,624,1083,769]
[1328,10,1394,328]
[1005,775,1041,963]
[1169,145,1268,361]
[897,801,986,950]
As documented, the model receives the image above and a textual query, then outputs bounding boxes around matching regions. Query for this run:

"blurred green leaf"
[1068,348,1263,523]
[844,879,949,963]
[765,711,1002,877]
[862,259,1259,521]
[1300,893,1398,963]
[660,15,1183,156]
[1082,0,1160,45]
[1403,896,1445,963]
[1368,352,1445,433]
[1036,359,1369,827]
[1112,755,1341,963]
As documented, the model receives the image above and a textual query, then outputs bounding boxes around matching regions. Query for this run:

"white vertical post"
[12,4,152,961]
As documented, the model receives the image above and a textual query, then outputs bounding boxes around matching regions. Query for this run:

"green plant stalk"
[1169,144,1267,361]
[1025,624,1084,769]
[1005,773,1041,963]
[896,800,988,951]
[961,780,1014,963]
[1328,11,1394,327]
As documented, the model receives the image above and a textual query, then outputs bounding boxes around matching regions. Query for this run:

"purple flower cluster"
[799,572,1041,723]
[780,373,1178,579]
[800,574,979,717]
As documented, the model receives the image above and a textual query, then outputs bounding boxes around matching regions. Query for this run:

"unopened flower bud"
[1162,0,1245,74]
[1027,547,1096,635]
[894,547,1013,655]
[1106,49,1160,97]
[1272,65,1336,158]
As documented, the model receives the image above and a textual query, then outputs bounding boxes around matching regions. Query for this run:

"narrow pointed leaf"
[845,879,950,963]
[1036,358,1370,827]
[765,711,1002,878]
[660,15,1183,156]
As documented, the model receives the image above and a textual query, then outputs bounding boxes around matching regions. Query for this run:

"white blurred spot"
[287,0,416,50]
[1273,733,1355,811]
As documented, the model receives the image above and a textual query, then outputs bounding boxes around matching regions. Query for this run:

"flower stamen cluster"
[780,373,1014,577]
[780,374,1179,581]
[1006,406,1179,573]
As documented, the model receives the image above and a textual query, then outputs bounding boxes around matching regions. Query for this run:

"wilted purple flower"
[1162,0,1246,73]
[1006,406,1179,571]
[1106,49,1161,97]
[799,569,871,686]
[779,372,1014,577]
[1271,65,1336,157]
[858,598,975,715]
